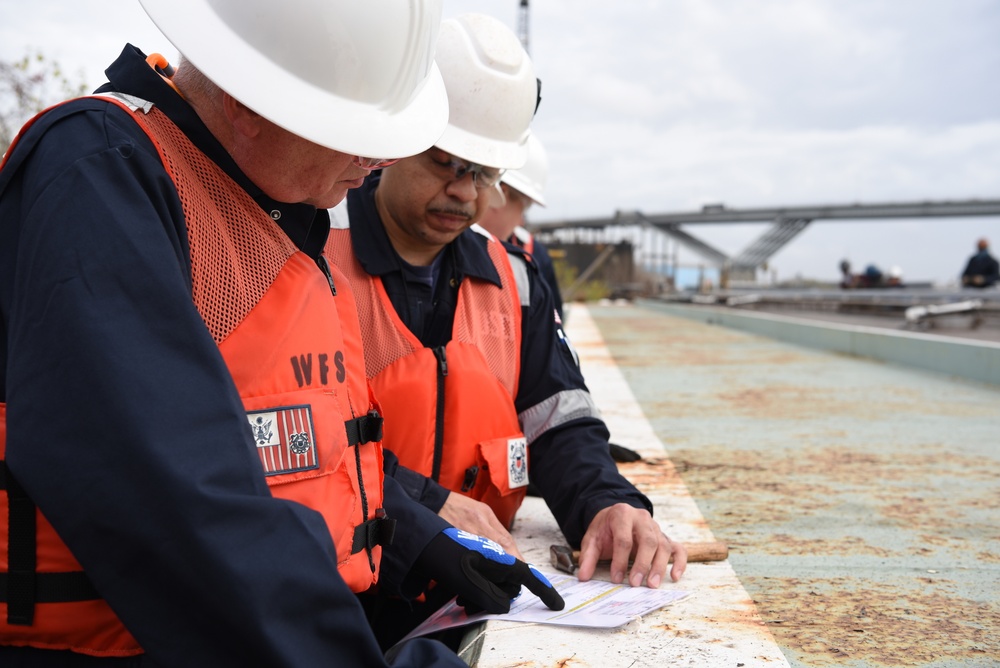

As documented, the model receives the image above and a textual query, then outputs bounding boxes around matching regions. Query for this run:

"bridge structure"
[531,198,1000,286]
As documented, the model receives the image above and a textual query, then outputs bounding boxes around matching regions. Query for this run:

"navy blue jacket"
[346,176,652,547]
[510,232,564,321]
[0,45,460,667]
[962,249,999,287]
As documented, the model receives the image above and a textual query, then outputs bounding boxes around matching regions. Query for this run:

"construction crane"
[517,0,530,54]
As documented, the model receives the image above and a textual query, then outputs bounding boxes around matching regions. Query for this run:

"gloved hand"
[416,527,565,614]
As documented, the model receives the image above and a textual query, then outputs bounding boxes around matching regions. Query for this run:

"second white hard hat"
[501,133,548,206]
[139,0,449,159]
[433,13,538,170]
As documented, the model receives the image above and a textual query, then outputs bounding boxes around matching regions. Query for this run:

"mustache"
[428,207,474,221]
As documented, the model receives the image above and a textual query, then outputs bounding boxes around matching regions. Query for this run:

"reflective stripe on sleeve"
[518,388,601,444]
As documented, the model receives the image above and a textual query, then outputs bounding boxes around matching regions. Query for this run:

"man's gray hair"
[172,56,221,101]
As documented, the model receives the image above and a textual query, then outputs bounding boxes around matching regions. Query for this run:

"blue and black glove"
[416,528,565,614]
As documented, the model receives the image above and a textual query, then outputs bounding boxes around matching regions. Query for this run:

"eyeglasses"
[352,156,401,170]
[435,155,506,190]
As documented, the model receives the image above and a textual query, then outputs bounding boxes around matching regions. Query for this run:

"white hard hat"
[138,0,449,159]
[889,265,903,279]
[433,13,538,170]
[501,133,548,206]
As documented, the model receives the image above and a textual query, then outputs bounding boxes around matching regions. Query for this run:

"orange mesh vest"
[325,228,527,528]
[1,95,386,657]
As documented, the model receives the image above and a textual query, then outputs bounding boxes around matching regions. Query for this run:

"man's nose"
[445,172,480,202]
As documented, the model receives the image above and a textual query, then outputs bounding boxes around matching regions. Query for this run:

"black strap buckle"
[2,460,101,625]
[350,510,396,554]
[344,410,383,447]
[4,460,37,625]
[460,466,480,492]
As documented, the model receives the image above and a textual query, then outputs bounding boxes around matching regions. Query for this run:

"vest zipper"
[316,255,337,296]
[431,346,448,482]
[352,439,377,574]
[318,253,378,572]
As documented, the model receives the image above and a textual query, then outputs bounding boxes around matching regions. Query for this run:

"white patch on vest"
[246,405,319,476]
[507,437,529,489]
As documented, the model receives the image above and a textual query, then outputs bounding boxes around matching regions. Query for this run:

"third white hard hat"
[139,0,448,159]
[501,133,548,206]
[433,13,538,170]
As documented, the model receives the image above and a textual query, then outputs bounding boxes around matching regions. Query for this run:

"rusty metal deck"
[584,301,1000,667]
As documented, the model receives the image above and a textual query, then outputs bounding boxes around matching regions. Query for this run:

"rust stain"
[615,457,685,492]
[643,384,993,421]
[664,443,1000,664]
[551,656,586,668]
[583,306,1000,666]
[744,578,1000,665]
[668,445,1000,532]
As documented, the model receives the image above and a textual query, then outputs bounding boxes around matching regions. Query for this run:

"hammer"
[549,541,729,574]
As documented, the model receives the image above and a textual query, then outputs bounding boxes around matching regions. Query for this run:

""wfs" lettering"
[290,352,346,387]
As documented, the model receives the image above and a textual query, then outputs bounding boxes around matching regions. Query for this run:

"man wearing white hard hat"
[478,132,564,320]
[0,2,564,665]
[327,12,686,646]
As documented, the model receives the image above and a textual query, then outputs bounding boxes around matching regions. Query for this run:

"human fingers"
[606,507,637,585]
[576,506,613,582]
[520,563,565,611]
[575,537,604,583]
[438,492,524,560]
[625,513,663,587]
[643,531,675,588]
[668,538,688,582]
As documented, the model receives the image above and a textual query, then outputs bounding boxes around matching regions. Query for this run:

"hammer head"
[549,544,577,574]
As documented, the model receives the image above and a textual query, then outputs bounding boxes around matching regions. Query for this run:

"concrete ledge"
[641,299,1000,386]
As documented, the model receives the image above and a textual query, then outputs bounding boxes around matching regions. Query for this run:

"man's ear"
[222,93,262,139]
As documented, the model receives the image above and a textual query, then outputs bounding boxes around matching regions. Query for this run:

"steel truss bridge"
[531,199,1000,285]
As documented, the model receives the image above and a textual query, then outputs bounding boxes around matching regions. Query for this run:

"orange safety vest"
[325,228,527,528]
[0,95,388,656]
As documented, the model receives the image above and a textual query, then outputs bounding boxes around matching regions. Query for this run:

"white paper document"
[399,571,691,644]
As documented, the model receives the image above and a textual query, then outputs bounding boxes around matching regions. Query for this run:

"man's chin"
[430,222,474,245]
[307,186,352,209]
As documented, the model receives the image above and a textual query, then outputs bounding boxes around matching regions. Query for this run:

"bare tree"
[1,50,89,155]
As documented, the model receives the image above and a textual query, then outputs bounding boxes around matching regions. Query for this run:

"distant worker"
[961,238,999,288]
[478,133,564,320]
[839,259,856,289]
[885,266,904,288]
[858,264,884,288]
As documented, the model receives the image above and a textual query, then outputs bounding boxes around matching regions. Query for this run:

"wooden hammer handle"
[677,540,729,562]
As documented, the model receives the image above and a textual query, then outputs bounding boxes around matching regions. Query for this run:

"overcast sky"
[2,0,998,286]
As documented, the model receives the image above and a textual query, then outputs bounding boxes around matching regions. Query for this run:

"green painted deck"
[585,301,1000,667]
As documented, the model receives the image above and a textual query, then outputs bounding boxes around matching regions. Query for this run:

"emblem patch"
[507,437,529,489]
[247,405,319,476]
